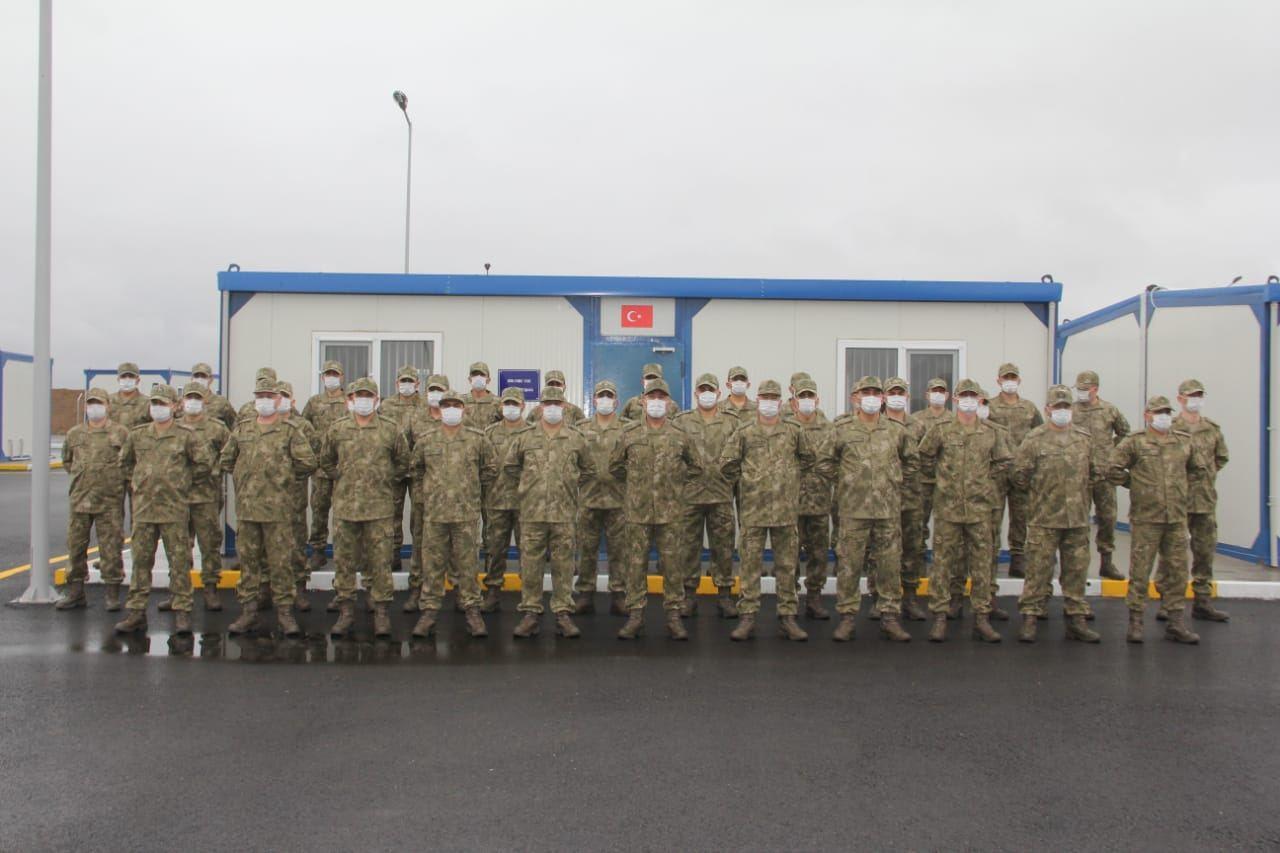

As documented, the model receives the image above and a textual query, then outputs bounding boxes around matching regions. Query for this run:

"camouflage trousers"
[518,521,576,615]
[187,500,223,587]
[738,524,799,616]
[1128,520,1188,613]
[289,481,308,582]
[1017,525,1090,617]
[66,506,124,585]
[419,520,482,612]
[1188,512,1218,597]
[408,479,429,590]
[333,517,395,604]
[952,507,1003,599]
[919,481,937,556]
[1000,486,1031,557]
[127,520,192,612]
[682,502,735,594]
[900,505,924,588]
[1089,481,1117,555]
[391,477,410,566]
[307,475,334,556]
[483,508,519,590]
[236,520,295,607]
[622,522,685,613]
[577,507,626,594]
[835,517,903,615]
[797,513,831,596]
[929,518,994,615]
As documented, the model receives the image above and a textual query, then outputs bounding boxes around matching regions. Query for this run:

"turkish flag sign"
[620,304,654,328]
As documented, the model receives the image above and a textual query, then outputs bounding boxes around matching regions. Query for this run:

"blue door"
[590,340,687,409]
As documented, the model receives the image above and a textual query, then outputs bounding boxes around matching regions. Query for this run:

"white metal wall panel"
[2,358,34,459]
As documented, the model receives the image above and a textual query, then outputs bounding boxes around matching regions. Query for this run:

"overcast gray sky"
[2,1,1276,387]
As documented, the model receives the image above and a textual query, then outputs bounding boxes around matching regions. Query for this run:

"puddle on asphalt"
[71,631,504,663]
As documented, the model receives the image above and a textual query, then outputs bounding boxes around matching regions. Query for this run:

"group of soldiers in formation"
[54,356,1230,647]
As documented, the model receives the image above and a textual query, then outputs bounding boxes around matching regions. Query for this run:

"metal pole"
[403,115,412,274]
[15,0,55,605]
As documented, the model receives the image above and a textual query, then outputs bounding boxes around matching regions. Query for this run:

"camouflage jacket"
[121,422,214,523]
[483,421,530,511]
[1173,415,1229,513]
[380,394,425,432]
[883,413,921,510]
[1010,424,1099,528]
[283,413,319,488]
[319,415,412,521]
[203,392,237,430]
[916,418,1012,523]
[461,391,501,428]
[988,397,1043,448]
[717,398,757,421]
[908,408,953,484]
[621,396,678,421]
[302,391,352,479]
[986,420,1012,499]
[784,411,835,515]
[1108,429,1202,523]
[609,420,699,525]
[220,417,318,522]
[825,415,916,520]
[108,391,150,430]
[1073,398,1130,451]
[415,426,498,523]
[504,423,593,523]
[673,409,736,505]
[182,416,230,505]
[578,416,629,509]
[62,421,130,513]
[525,401,588,425]
[719,419,819,527]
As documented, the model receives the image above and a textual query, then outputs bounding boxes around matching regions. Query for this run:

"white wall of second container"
[1,357,34,459]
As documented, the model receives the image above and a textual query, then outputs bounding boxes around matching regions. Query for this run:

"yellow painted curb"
[0,460,63,472]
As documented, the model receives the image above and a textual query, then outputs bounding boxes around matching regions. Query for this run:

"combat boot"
[54,581,86,610]
[1008,553,1026,578]
[716,587,739,619]
[1018,614,1038,643]
[946,597,963,620]
[1155,609,1169,622]
[411,609,438,638]
[482,586,503,614]
[294,582,311,612]
[156,596,173,612]
[464,607,488,638]
[680,593,698,618]
[1192,594,1229,622]
[372,603,392,638]
[665,611,688,641]
[1098,553,1123,580]
[259,584,274,611]
[114,609,147,634]
[806,593,831,620]
[972,614,1002,643]
[329,601,355,637]
[202,584,222,611]
[610,591,629,616]
[574,593,595,615]
[989,600,1010,621]
[729,613,756,642]
[879,613,911,643]
[228,602,262,635]
[832,615,857,642]
[390,554,403,574]
[173,610,193,635]
[104,583,122,612]
[277,607,302,638]
[513,612,541,638]
[927,613,948,643]
[326,593,340,613]
[1164,612,1200,644]
[617,611,645,640]
[778,615,809,641]
[1125,610,1144,643]
[901,588,927,621]
[1065,614,1100,643]
[556,612,582,638]
[402,589,420,613]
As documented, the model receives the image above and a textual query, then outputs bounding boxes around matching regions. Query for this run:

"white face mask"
[85,403,107,422]
[1050,408,1072,427]
[398,382,416,397]
[977,404,990,421]
[323,375,342,391]
[1184,397,1204,413]
[192,376,209,388]
[1000,380,1020,395]
[956,397,979,414]
[697,390,718,410]
[352,397,376,417]
[502,404,523,422]
[645,398,668,419]
[119,378,138,392]
[928,391,947,407]
[797,398,817,415]
[729,381,748,396]
[859,395,882,415]
[1150,412,1172,432]
[1074,387,1091,403]
[182,398,204,416]
[885,394,907,411]
[542,404,564,425]
[470,376,487,391]
[441,407,464,426]
[254,397,277,417]
[277,397,293,414]
[595,396,616,415]
[757,399,781,418]
[149,404,173,422]
[426,390,443,408]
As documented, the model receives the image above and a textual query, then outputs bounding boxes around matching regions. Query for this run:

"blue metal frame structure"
[0,350,36,461]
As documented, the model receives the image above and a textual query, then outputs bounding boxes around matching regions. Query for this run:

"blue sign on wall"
[499,369,540,401]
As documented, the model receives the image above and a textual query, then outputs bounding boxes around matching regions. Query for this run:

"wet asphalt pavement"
[2,571,1278,852]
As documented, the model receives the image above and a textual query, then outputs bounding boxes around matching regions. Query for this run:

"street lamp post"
[393,90,411,274]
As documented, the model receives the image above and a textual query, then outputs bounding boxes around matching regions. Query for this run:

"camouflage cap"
[191,362,214,376]
[789,371,812,388]
[795,377,819,395]
[320,360,343,375]
[396,365,419,382]
[1075,370,1100,389]
[181,382,208,399]
[117,362,140,376]
[148,383,177,403]
[927,377,949,391]
[884,376,909,392]
[275,380,294,398]
[978,388,992,402]
[255,366,278,382]
[468,361,491,377]
[541,385,566,403]
[727,366,749,381]
[425,374,449,391]
[641,363,663,378]
[1046,384,1074,406]
[757,379,782,397]
[1146,394,1173,413]
[643,378,671,396]
[253,376,279,394]
[853,375,883,393]
[349,377,379,396]
[440,389,465,405]
[593,379,618,395]
[501,386,526,404]
[85,387,111,403]
[546,369,566,385]
[1178,378,1205,396]
[954,378,983,396]
[997,362,1021,378]
[695,372,720,390]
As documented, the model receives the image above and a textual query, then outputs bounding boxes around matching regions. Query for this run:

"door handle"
[652,346,675,354]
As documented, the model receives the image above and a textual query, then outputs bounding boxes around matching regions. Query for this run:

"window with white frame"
[836,340,966,414]
[312,332,442,396]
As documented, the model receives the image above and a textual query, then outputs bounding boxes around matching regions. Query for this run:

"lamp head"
[392,90,408,111]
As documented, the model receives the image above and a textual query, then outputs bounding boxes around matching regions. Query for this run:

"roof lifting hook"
[1041,274,1054,284]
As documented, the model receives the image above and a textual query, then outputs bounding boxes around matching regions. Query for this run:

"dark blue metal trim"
[565,297,596,406]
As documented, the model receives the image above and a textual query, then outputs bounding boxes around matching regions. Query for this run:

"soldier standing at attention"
[622,363,677,421]
[481,387,528,612]
[718,366,757,420]
[410,390,497,639]
[916,378,1011,644]
[108,362,150,429]
[168,382,229,612]
[986,363,1043,579]
[610,379,699,640]
[912,377,953,562]
[320,378,412,638]
[236,367,279,421]
[574,380,631,616]
[113,384,213,636]
[504,386,593,639]
[220,378,318,637]
[462,361,500,427]
[882,378,928,621]
[407,374,448,608]
[1108,396,1202,645]
[719,379,820,642]
[303,361,348,574]
[276,382,319,610]
[380,365,425,578]
[526,370,587,424]
[189,362,236,430]
[673,373,738,619]
[1011,385,1102,643]
[965,390,1011,622]
[1072,370,1130,580]
[788,377,835,620]
[55,388,129,612]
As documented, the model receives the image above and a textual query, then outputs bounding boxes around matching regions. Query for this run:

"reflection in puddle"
[85,631,468,663]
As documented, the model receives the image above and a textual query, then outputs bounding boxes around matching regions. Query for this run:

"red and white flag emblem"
[621,304,654,328]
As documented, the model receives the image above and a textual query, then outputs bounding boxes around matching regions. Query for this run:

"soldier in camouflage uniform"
[219,377,318,636]
[462,361,501,427]
[504,385,593,639]
[622,364,678,421]
[673,373,738,619]
[718,366,757,420]
[56,387,129,612]
[169,382,229,612]
[481,387,529,612]
[189,362,236,430]
[1168,379,1230,622]
[303,360,348,574]
[1072,370,1131,579]
[916,378,1011,643]
[276,382,319,610]
[1011,385,1102,643]
[610,379,699,640]
[961,390,1012,622]
[912,377,954,564]
[236,367,280,421]
[108,362,150,430]
[526,370,587,424]
[405,374,447,610]
[410,389,497,639]
[114,384,214,636]
[881,377,928,620]
[987,362,1043,578]
[380,365,425,578]
[786,377,835,620]
[1108,395,1202,644]
[719,379,821,642]
[824,376,915,642]
[574,380,630,616]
